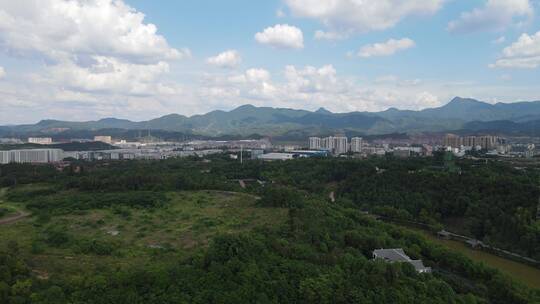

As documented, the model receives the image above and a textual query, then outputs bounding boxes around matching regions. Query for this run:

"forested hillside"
[0,155,538,303]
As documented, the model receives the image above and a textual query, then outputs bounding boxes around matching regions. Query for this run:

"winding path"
[0,211,30,225]
[0,188,31,225]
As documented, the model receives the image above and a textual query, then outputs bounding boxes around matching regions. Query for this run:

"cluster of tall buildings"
[0,149,63,164]
[309,136,363,154]
[443,134,502,150]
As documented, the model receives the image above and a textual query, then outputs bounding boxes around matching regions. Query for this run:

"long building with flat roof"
[0,149,63,164]
[28,137,53,145]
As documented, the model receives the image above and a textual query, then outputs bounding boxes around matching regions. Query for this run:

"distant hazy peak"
[447,97,486,106]
[233,104,257,111]
[315,107,332,114]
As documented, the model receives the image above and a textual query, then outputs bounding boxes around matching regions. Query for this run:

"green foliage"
[258,185,304,208]
[0,156,538,303]
[42,225,71,247]
[73,238,118,256]
[23,191,167,214]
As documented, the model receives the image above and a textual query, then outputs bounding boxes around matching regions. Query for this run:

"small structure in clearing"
[373,248,432,273]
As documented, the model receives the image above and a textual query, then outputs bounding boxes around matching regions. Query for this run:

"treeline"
[0,158,235,191]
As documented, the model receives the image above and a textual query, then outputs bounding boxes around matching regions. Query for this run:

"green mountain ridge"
[3,97,540,137]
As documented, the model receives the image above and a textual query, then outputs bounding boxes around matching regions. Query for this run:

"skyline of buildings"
[0,131,537,165]
[443,134,502,150]
[310,136,351,155]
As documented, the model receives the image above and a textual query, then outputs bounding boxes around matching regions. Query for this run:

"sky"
[0,0,539,124]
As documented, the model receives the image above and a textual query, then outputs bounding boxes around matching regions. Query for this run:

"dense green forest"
[0,154,539,303]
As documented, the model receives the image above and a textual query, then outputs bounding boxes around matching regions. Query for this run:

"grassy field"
[0,188,24,219]
[404,226,540,289]
[0,189,287,278]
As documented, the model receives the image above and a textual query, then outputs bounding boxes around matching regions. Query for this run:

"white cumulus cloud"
[490,31,540,69]
[206,50,242,68]
[358,38,415,58]
[245,68,271,83]
[0,0,189,96]
[0,0,191,122]
[284,0,443,35]
[199,64,448,113]
[415,91,441,108]
[0,0,189,63]
[42,57,176,96]
[255,24,304,49]
[314,30,348,41]
[448,0,533,33]
[284,65,338,93]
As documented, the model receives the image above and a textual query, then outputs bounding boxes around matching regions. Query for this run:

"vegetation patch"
[0,190,287,278]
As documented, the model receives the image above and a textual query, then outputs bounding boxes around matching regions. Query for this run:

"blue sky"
[0,0,539,124]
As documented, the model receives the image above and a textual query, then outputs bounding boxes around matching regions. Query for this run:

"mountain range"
[2,97,540,138]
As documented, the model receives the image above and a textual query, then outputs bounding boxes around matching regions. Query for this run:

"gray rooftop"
[373,248,432,273]
[373,248,410,262]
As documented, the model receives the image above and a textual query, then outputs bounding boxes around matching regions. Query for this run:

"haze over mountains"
[3,97,540,138]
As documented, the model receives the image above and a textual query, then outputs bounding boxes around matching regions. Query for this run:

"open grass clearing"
[0,190,288,277]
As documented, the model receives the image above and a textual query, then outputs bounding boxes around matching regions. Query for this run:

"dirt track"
[0,211,30,225]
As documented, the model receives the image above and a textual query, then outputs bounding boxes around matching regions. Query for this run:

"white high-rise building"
[321,137,335,151]
[319,136,350,154]
[0,151,10,164]
[309,137,322,150]
[351,137,363,153]
[333,137,348,155]
[28,137,53,145]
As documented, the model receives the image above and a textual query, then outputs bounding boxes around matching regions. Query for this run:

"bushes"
[205,234,267,264]
[42,226,71,247]
[40,225,117,255]
[25,191,168,214]
[258,185,304,208]
[0,208,8,218]
[73,239,118,256]
[5,186,57,203]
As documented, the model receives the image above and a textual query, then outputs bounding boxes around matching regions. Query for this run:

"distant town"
[0,132,538,165]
